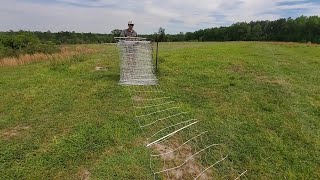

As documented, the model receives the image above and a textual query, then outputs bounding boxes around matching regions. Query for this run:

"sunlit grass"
[0,42,319,179]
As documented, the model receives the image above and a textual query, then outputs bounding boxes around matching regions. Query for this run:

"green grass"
[0,42,319,179]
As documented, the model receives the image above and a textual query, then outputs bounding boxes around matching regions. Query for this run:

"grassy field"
[0,42,319,179]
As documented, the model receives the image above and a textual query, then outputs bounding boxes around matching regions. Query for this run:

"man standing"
[120,21,138,37]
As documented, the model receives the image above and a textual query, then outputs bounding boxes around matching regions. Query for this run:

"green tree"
[252,23,262,40]
[111,29,122,37]
[158,27,166,42]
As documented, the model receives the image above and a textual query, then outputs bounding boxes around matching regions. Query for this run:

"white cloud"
[0,0,319,34]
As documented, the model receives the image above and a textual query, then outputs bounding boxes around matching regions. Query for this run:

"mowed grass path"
[1,42,319,179]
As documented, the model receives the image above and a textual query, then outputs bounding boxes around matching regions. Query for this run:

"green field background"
[0,42,319,179]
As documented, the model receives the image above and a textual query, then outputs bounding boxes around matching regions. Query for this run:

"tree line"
[0,31,60,59]
[167,15,320,43]
[1,15,319,59]
[0,31,115,45]
[0,31,115,58]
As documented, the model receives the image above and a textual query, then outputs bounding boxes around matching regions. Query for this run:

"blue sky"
[0,0,319,34]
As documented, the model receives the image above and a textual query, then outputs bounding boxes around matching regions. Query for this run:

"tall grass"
[0,46,101,67]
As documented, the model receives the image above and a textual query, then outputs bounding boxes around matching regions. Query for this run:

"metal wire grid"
[115,38,246,179]
[128,85,247,180]
[117,40,157,85]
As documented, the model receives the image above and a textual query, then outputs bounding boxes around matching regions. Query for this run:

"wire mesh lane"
[128,86,247,180]
[116,39,247,179]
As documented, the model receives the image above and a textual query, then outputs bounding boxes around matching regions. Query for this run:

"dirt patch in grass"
[0,125,31,139]
[153,143,175,161]
[152,141,212,180]
[77,168,91,180]
[255,75,290,87]
[95,66,104,71]
[133,95,144,101]
[95,66,111,71]
[228,64,246,74]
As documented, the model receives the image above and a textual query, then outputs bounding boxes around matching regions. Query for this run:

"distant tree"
[306,16,320,43]
[111,29,122,37]
[251,23,262,40]
[158,27,166,42]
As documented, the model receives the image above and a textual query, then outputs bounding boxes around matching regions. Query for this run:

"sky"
[0,0,319,34]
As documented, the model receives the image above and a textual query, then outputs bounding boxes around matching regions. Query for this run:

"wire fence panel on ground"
[116,39,247,179]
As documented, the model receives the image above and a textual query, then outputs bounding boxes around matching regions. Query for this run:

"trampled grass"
[0,42,319,179]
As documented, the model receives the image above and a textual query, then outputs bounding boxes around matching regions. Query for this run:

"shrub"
[0,33,60,59]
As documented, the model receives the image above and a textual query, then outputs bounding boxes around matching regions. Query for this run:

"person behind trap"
[120,21,138,80]
[120,21,138,38]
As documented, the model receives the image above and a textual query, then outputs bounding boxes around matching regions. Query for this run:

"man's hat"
[128,21,134,25]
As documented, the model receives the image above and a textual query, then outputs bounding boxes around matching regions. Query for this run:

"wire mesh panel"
[128,85,248,180]
[116,37,158,85]
[114,37,247,179]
